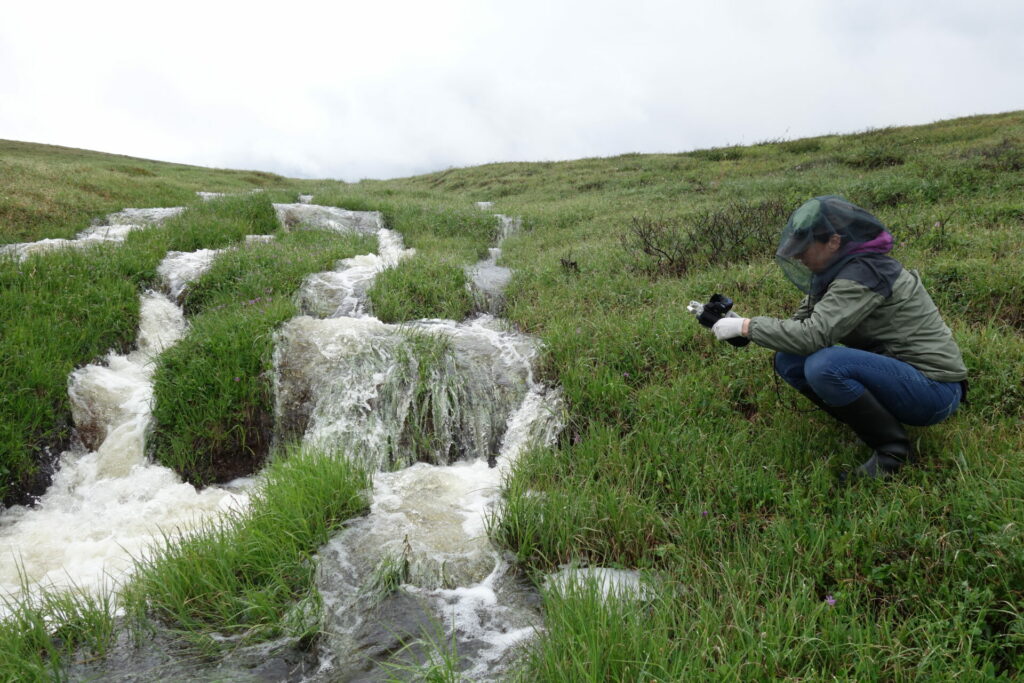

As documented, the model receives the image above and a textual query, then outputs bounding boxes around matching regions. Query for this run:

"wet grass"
[2,111,1023,678]
[0,580,117,682]
[0,444,367,679]
[366,111,1024,678]
[369,257,473,322]
[150,229,377,484]
[0,193,289,504]
[122,445,370,654]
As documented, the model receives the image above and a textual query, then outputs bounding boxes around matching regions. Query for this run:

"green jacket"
[748,267,968,382]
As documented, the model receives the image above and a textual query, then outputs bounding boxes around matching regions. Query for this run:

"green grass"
[1,112,1023,678]
[0,193,294,503]
[123,444,370,654]
[150,229,377,484]
[369,257,473,322]
[302,187,499,319]
[363,111,1024,678]
[0,139,296,244]
[0,580,117,682]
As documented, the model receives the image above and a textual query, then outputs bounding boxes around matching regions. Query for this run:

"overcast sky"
[2,1,1022,181]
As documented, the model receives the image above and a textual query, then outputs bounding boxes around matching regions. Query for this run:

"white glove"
[712,317,747,341]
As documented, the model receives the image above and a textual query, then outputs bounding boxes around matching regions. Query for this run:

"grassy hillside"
[2,111,1023,679]
[0,139,295,244]
[317,111,1024,678]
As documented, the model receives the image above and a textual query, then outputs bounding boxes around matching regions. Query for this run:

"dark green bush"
[620,200,790,277]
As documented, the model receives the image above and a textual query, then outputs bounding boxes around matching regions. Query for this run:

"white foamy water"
[273,203,383,234]
[3,199,568,680]
[0,255,243,608]
[274,314,543,471]
[156,248,226,301]
[313,386,563,680]
[0,206,183,262]
[544,567,651,601]
[275,204,567,679]
[295,229,415,318]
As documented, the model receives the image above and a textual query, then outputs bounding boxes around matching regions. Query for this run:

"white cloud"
[1,0,1022,180]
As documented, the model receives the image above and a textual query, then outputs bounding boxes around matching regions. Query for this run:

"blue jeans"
[774,347,962,427]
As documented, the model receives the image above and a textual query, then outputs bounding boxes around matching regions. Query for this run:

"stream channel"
[0,198,571,681]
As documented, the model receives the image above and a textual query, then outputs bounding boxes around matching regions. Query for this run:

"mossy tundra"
[1,110,1023,679]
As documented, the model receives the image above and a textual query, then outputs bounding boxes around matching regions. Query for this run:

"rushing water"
[1,199,576,680]
[0,207,184,262]
[0,279,243,606]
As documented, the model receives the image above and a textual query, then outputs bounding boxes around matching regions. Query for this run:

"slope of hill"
[2,111,1022,678]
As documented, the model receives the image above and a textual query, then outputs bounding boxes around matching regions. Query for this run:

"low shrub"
[620,200,790,277]
[841,144,906,169]
[688,145,745,162]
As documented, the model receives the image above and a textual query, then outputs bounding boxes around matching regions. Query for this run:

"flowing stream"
[0,206,245,604]
[1,199,567,680]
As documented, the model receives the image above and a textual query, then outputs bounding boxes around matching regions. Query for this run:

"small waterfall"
[2,198,567,680]
[273,315,540,472]
[465,215,520,315]
[273,203,384,234]
[156,248,227,301]
[312,388,562,680]
[285,208,564,680]
[294,229,415,318]
[0,287,244,606]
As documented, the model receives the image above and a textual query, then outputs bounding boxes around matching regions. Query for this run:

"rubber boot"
[797,387,846,424]
[829,389,912,480]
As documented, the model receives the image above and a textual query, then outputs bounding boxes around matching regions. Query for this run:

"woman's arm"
[747,279,885,355]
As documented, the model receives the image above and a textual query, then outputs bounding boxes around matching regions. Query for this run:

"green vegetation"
[388,112,1023,679]
[0,583,116,682]
[369,258,473,322]
[0,139,290,244]
[123,445,369,653]
[150,230,377,484]
[0,192,291,504]
[286,187,499,322]
[1,110,1023,678]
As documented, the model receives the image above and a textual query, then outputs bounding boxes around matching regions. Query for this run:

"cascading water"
[2,199,566,681]
[465,216,520,316]
[274,210,564,681]
[0,206,184,261]
[0,251,244,607]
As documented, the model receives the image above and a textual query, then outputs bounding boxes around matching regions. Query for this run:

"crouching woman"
[712,195,968,479]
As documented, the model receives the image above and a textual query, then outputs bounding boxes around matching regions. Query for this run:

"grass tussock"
[123,445,370,652]
[0,193,297,503]
[151,229,377,484]
[369,257,473,322]
[0,581,117,682]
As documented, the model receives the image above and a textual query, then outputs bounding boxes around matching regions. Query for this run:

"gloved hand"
[712,317,747,341]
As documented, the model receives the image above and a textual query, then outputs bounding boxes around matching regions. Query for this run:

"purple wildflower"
[825,595,836,607]
[233,377,241,382]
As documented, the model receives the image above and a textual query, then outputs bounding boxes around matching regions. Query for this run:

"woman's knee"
[802,347,844,386]
[773,352,807,388]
